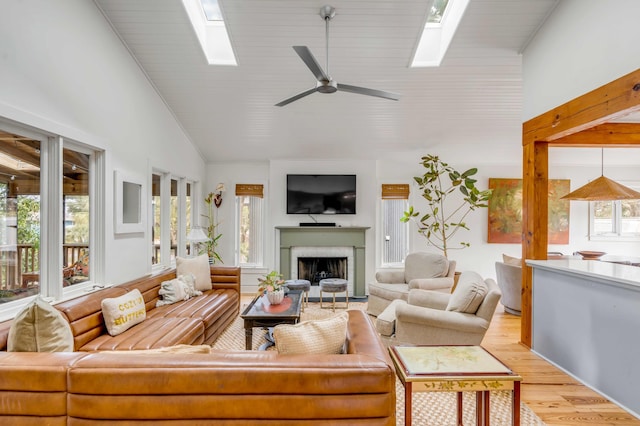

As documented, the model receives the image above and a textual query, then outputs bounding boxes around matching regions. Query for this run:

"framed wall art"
[487,178,570,244]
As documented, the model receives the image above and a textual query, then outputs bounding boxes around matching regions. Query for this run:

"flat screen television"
[287,174,356,214]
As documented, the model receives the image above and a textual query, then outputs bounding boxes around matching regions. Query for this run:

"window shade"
[381,184,409,199]
[235,184,263,198]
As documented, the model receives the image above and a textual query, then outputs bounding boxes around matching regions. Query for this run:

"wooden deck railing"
[0,243,89,291]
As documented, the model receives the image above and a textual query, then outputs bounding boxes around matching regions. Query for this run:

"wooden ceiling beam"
[551,122,640,147]
[523,68,640,145]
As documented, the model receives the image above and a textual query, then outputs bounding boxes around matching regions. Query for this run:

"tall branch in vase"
[203,192,223,264]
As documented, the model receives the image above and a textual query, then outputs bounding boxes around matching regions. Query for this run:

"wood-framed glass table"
[389,345,522,426]
[240,290,303,350]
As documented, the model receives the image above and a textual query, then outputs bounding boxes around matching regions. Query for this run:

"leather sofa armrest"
[210,266,241,293]
[375,270,405,283]
[345,310,393,366]
[408,277,453,291]
[407,288,450,310]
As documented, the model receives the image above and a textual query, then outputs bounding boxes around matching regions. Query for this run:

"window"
[0,122,103,314]
[182,0,237,65]
[590,186,640,240]
[381,184,409,266]
[235,184,264,266]
[151,173,163,265]
[170,178,178,262]
[185,182,192,255]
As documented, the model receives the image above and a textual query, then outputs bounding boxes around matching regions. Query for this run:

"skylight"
[182,0,237,65]
[410,0,469,67]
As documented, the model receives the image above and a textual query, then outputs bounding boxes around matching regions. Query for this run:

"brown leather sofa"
[0,266,241,351]
[0,267,396,424]
[0,310,396,425]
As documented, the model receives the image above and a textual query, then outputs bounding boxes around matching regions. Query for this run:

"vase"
[266,289,285,305]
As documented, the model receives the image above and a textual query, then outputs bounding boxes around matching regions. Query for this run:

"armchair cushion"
[404,252,449,282]
[445,271,488,314]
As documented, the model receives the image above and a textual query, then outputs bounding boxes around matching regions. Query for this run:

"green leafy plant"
[202,192,223,264]
[257,270,285,294]
[401,154,492,258]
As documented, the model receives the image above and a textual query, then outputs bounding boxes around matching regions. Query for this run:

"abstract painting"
[487,178,570,244]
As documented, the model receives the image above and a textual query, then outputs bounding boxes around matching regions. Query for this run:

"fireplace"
[298,257,347,286]
[289,246,354,298]
[277,226,368,297]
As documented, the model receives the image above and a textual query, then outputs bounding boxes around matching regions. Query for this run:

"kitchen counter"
[526,259,640,419]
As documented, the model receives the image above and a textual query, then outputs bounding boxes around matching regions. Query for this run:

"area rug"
[212,301,546,426]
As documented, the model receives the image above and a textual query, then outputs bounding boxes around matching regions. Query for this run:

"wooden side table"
[389,345,522,426]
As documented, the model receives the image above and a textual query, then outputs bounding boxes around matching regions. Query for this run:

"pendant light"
[561,149,640,201]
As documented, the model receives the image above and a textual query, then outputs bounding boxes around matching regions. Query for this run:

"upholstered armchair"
[494,261,522,315]
[376,271,501,346]
[366,252,456,317]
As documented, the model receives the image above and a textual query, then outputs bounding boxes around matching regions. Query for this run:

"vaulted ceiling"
[94,0,560,162]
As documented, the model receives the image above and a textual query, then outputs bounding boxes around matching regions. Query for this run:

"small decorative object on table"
[258,271,286,305]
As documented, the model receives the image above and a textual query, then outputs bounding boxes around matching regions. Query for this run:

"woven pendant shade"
[561,175,640,201]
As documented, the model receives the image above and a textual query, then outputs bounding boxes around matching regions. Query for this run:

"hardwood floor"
[240,294,639,424]
[483,308,640,425]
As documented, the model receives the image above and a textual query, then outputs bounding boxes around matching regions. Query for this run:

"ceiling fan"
[275,5,401,107]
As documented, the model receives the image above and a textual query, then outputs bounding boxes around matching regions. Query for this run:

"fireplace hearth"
[298,257,347,286]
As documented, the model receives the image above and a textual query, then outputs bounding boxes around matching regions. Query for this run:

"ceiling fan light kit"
[275,5,400,107]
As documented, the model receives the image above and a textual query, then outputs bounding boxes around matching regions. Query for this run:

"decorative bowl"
[577,251,606,260]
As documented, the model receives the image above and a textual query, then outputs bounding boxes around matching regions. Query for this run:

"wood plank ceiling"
[93,0,560,162]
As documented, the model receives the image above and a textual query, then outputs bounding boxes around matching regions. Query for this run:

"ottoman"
[319,278,348,312]
[284,279,311,311]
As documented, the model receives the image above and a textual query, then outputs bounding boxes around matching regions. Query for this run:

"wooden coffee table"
[240,290,303,350]
[389,345,522,426]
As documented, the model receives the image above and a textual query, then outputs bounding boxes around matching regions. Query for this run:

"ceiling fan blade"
[293,46,330,82]
[275,87,317,107]
[337,83,400,101]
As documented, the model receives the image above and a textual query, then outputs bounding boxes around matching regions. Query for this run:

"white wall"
[0,0,205,284]
[523,0,640,120]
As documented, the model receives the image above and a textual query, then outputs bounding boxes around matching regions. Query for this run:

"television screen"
[287,174,356,214]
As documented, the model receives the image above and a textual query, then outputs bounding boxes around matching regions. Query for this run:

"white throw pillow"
[156,278,189,307]
[7,296,74,352]
[273,312,349,355]
[179,273,203,298]
[446,271,488,314]
[101,289,146,336]
[176,254,212,291]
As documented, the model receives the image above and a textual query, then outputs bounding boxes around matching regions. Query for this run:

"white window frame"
[589,181,640,241]
[380,197,410,267]
[0,120,105,320]
[235,193,264,268]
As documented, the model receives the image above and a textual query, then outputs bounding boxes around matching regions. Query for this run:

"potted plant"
[202,191,223,264]
[257,270,286,305]
[401,154,492,258]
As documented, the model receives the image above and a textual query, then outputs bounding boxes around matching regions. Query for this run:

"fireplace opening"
[297,257,347,286]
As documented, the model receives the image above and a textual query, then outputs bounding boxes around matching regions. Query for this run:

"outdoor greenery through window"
[590,188,640,240]
[152,173,162,265]
[236,184,264,266]
[1,127,94,306]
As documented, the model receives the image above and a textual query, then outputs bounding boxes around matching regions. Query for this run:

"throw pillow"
[502,254,523,266]
[7,296,74,352]
[179,273,203,298]
[273,311,349,355]
[101,289,146,336]
[446,271,488,314]
[176,254,212,291]
[156,278,189,307]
